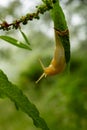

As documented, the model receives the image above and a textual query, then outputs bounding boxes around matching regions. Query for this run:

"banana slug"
[36,28,69,83]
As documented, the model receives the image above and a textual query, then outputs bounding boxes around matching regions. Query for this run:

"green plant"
[0,0,70,129]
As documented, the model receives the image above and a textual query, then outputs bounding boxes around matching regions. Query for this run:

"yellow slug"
[36,29,68,83]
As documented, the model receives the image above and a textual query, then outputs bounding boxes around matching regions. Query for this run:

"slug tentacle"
[36,73,45,84]
[35,59,47,83]
[36,29,68,83]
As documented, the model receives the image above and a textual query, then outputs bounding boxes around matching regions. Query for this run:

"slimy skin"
[36,29,67,83]
[44,29,66,75]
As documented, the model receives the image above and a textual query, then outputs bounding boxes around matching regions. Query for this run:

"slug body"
[36,29,66,83]
[44,29,66,75]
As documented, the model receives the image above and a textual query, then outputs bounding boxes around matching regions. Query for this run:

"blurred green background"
[0,0,87,130]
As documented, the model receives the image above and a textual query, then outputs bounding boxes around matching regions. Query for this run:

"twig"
[0,0,56,31]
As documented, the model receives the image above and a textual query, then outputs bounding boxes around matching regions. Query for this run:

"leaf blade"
[0,35,31,50]
[19,29,30,45]
[0,70,49,130]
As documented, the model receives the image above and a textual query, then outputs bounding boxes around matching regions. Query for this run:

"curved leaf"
[0,70,49,130]
[50,0,70,63]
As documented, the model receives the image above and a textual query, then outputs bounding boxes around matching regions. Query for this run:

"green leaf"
[0,35,31,50]
[0,70,49,130]
[50,0,70,63]
[19,29,30,45]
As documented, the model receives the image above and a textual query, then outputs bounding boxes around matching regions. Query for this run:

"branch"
[0,0,56,31]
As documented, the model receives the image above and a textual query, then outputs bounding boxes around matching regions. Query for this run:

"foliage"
[0,70,49,130]
[0,0,70,129]
[0,0,87,130]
